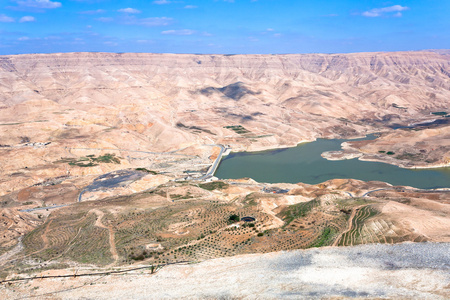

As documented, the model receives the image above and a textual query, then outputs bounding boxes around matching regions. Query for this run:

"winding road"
[91,209,119,265]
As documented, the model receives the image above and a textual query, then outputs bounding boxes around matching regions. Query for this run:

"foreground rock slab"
[2,243,448,299]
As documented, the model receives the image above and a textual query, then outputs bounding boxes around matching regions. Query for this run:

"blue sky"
[0,0,449,55]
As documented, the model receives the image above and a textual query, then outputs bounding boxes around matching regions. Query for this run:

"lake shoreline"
[216,134,450,189]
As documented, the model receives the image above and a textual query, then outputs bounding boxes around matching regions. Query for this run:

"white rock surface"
[2,243,448,299]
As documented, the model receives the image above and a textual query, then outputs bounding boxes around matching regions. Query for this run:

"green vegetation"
[224,125,251,135]
[129,251,147,261]
[199,181,229,191]
[228,214,240,223]
[309,227,337,248]
[338,205,379,246]
[108,196,266,264]
[395,152,423,161]
[431,111,448,116]
[336,198,372,210]
[23,211,113,266]
[136,168,157,174]
[392,103,407,109]
[278,199,319,227]
[170,192,194,201]
[0,122,23,126]
[103,126,118,132]
[9,179,397,270]
[0,120,48,126]
[176,123,215,135]
[243,193,258,206]
[93,153,120,164]
[56,153,120,167]
[378,150,395,155]
[223,125,271,139]
[248,134,273,139]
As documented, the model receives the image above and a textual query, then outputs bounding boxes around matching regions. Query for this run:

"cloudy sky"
[0,0,449,55]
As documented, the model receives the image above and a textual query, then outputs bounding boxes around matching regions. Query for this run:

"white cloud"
[103,41,118,46]
[18,36,30,41]
[0,14,15,22]
[153,0,171,4]
[139,17,173,27]
[161,29,195,35]
[43,35,61,40]
[96,17,113,22]
[118,8,141,14]
[362,5,409,17]
[80,9,105,15]
[184,5,197,9]
[19,16,35,22]
[124,16,173,27]
[15,0,61,9]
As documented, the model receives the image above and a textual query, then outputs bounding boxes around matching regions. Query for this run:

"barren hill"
[1,51,450,140]
[1,51,450,195]
[1,51,450,297]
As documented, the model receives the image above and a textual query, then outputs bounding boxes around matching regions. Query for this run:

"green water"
[215,136,450,189]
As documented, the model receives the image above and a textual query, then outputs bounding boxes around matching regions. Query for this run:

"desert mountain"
[1,51,450,195]
[1,51,450,298]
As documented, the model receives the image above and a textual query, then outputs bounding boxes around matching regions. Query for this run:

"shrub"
[431,111,447,116]
[136,168,157,174]
[228,214,240,223]
[199,181,229,191]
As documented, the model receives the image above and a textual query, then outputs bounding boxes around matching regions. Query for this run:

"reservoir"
[215,136,450,189]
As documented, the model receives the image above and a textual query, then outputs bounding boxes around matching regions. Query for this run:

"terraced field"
[112,199,268,264]
[23,211,112,265]
[338,205,379,246]
[335,201,430,247]
[3,182,345,269]
[1,179,445,278]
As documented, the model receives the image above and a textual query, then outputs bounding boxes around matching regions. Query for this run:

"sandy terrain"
[1,51,450,298]
[1,51,450,196]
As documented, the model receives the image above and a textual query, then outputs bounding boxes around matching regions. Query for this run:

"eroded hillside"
[1,51,450,195]
[1,51,450,289]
